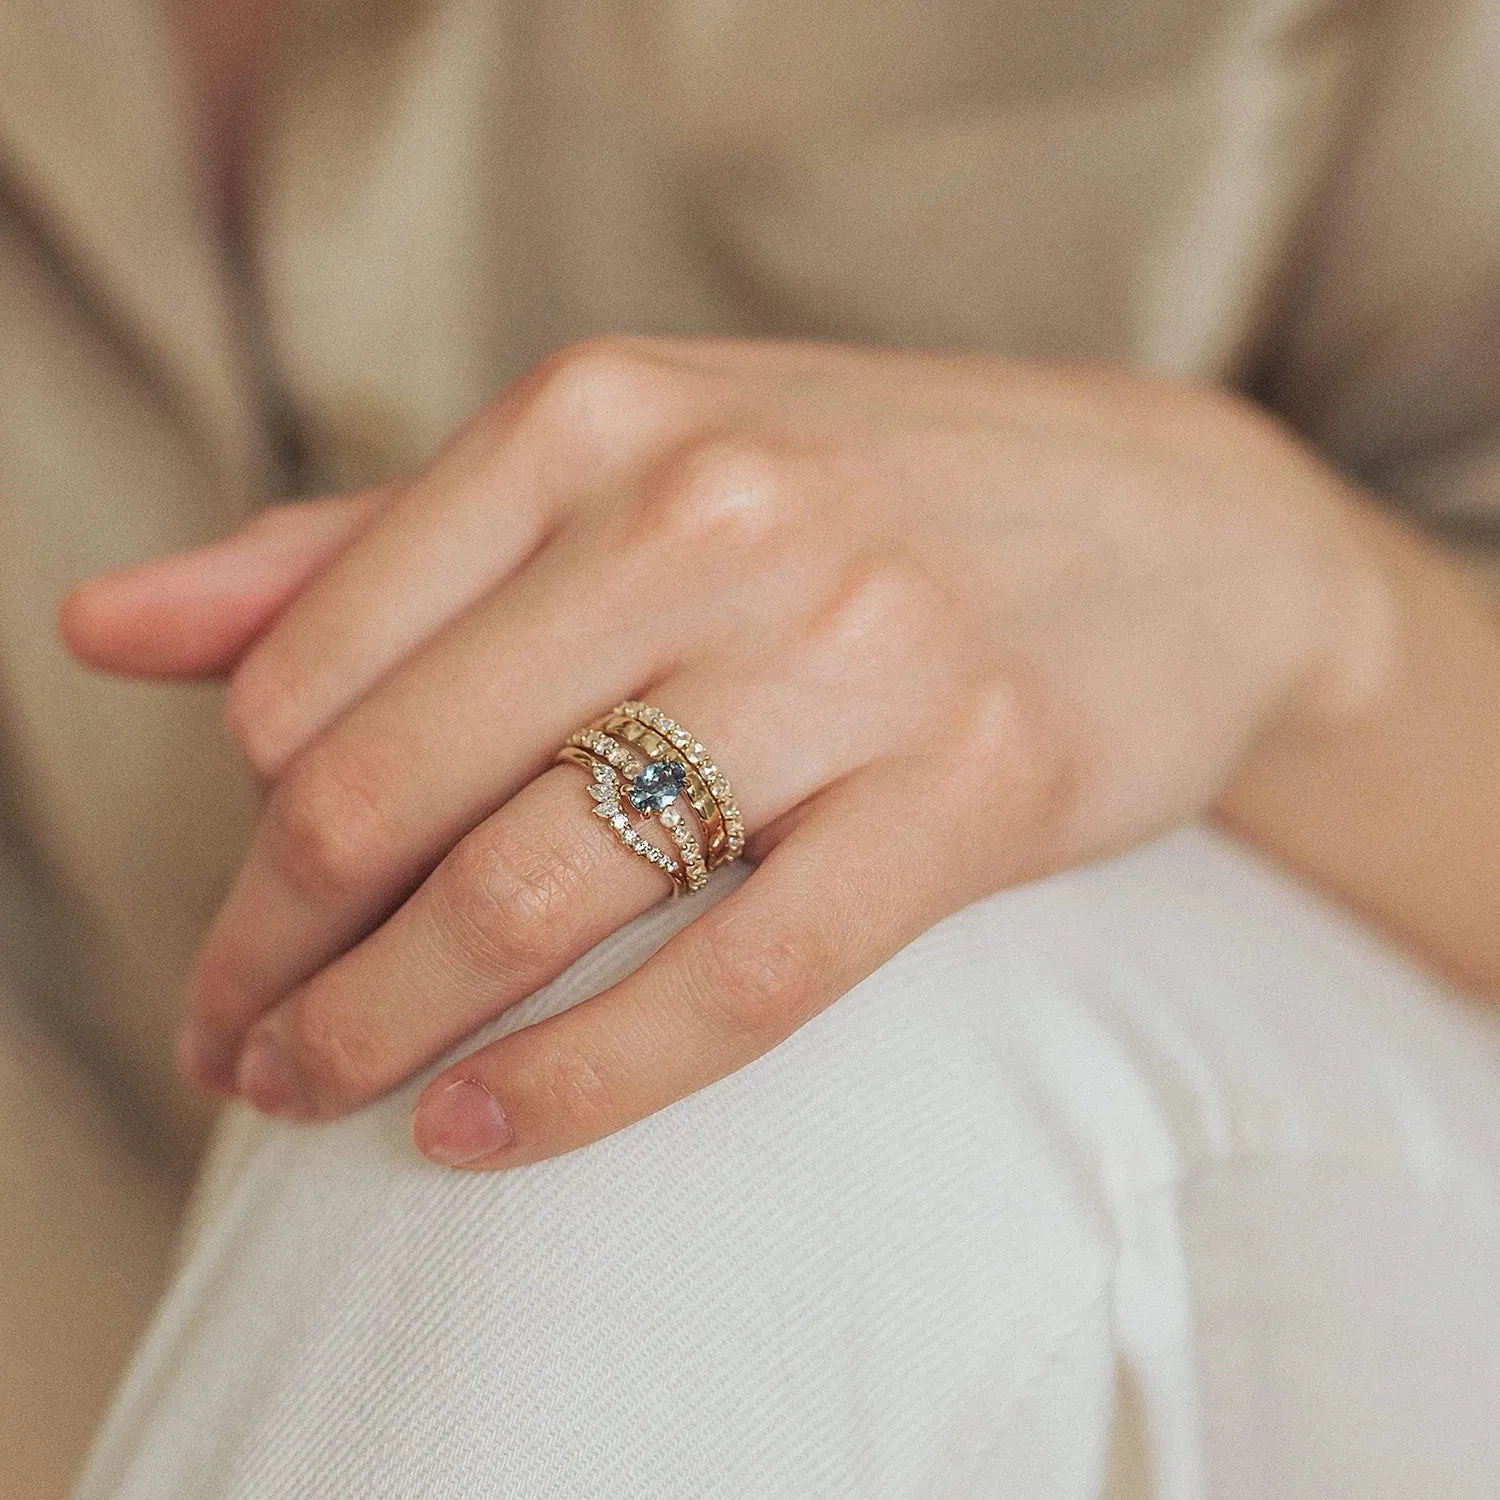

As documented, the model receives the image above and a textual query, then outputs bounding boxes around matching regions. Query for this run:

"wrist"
[1215,489,1500,994]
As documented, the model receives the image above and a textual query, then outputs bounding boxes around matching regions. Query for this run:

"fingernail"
[236,1032,313,1119]
[413,1078,513,1167]
[175,1019,237,1095]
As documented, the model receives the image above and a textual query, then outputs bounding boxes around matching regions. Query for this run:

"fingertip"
[56,493,384,680]
[56,573,127,667]
[58,550,282,679]
[57,557,209,675]
[413,1075,515,1168]
[175,1017,239,1097]
[234,1030,315,1119]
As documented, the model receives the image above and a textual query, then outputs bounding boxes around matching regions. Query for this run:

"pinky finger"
[58,490,390,679]
[410,762,974,1170]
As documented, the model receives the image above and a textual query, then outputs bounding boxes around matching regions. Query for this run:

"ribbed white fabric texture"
[76,828,1500,1498]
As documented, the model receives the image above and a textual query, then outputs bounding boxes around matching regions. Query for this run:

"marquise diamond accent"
[573,750,702,887]
[560,711,724,893]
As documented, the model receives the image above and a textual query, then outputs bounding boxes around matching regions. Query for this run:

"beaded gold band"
[613,701,746,862]
[595,716,729,869]
[554,701,741,893]
[555,744,707,891]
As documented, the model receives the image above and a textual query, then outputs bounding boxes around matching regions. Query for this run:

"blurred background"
[3,1,1498,1495]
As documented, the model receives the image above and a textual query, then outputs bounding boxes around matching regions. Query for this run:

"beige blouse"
[1,0,1497,1165]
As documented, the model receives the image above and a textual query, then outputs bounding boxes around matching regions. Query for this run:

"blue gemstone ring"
[557,702,745,894]
[628,758,688,814]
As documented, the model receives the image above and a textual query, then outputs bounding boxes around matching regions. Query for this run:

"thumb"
[59,489,389,680]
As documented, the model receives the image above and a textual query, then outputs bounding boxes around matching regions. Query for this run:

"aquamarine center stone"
[629,759,687,813]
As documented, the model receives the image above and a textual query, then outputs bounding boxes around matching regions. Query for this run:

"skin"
[61,338,1500,1170]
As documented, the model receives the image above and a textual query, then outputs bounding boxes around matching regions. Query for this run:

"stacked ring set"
[555,702,745,894]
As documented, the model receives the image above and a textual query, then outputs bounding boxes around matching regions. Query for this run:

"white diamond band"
[556,703,738,895]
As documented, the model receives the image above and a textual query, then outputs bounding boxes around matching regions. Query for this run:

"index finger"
[58,492,385,679]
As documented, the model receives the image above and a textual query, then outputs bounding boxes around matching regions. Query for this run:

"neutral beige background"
[2,1,1497,1493]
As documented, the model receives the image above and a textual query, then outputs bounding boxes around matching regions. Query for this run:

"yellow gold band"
[554,742,708,893]
[554,700,741,894]
[609,702,745,866]
[595,716,729,869]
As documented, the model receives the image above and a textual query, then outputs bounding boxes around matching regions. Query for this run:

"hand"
[63,338,1390,1168]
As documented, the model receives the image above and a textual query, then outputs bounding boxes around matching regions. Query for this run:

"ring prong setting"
[627,758,687,814]
[561,707,736,893]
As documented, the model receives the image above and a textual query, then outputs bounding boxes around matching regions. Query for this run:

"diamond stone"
[628,759,687,813]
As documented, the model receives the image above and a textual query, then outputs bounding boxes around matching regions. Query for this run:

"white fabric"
[76,828,1500,1499]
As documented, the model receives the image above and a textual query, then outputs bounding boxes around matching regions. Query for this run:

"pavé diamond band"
[554,701,742,893]
[554,745,705,890]
[611,701,746,863]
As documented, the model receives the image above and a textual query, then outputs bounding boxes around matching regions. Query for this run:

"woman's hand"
[63,338,1392,1168]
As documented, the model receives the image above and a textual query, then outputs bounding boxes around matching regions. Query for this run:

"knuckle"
[824,554,946,649]
[432,815,598,979]
[693,904,823,1043]
[223,662,300,780]
[527,336,674,436]
[645,436,805,555]
[282,996,384,1101]
[961,670,1079,846]
[497,336,695,487]
[263,744,391,900]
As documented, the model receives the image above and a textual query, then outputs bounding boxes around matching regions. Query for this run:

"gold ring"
[592,716,728,869]
[554,742,709,894]
[611,701,745,866]
[554,701,740,892]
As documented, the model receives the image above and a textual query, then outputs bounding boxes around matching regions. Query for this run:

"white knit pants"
[75,829,1500,1499]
